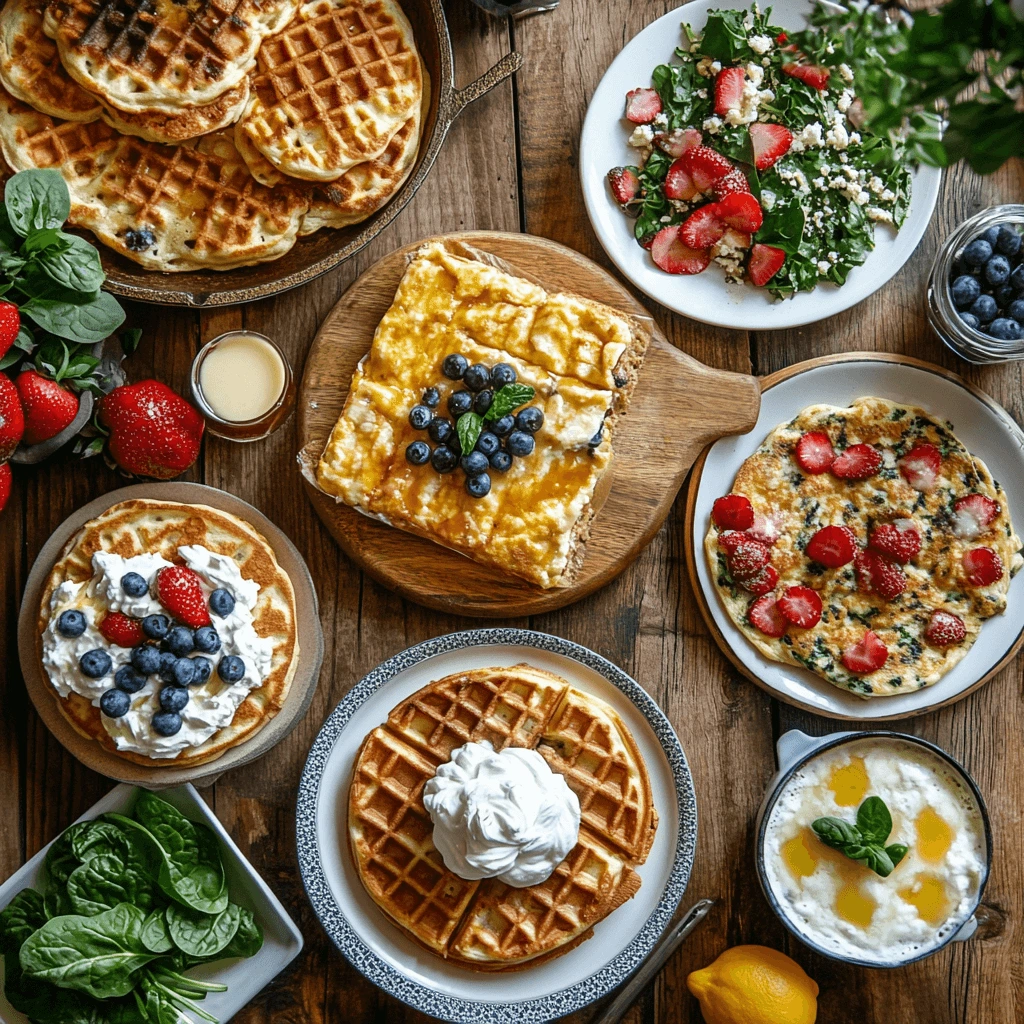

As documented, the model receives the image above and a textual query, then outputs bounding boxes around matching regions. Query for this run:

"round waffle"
[348,665,658,970]
[37,499,300,768]
[237,0,422,182]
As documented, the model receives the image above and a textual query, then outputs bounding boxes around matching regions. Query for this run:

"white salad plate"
[687,354,1024,720]
[296,629,697,1023]
[0,783,304,1023]
[579,0,943,330]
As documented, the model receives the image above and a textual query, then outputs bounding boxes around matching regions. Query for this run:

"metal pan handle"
[450,51,523,119]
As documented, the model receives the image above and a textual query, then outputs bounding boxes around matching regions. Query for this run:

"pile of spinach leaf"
[0,792,263,1024]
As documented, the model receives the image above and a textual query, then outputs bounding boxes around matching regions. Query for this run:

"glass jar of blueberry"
[404,355,546,498]
[928,205,1024,364]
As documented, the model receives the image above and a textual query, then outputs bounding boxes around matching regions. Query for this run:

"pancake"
[38,499,300,767]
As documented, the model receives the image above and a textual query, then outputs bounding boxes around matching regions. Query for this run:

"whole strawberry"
[0,462,10,513]
[100,380,204,480]
[0,374,24,461]
[0,302,19,361]
[16,369,79,446]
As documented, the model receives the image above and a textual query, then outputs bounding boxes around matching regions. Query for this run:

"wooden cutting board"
[298,231,760,616]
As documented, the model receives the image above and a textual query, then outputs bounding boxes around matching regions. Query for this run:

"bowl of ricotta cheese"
[756,730,991,967]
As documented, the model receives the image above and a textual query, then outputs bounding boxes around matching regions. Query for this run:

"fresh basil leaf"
[457,411,483,454]
[811,816,861,849]
[37,233,106,294]
[21,290,125,343]
[485,383,536,421]
[0,889,46,953]
[5,169,70,237]
[863,845,896,878]
[886,843,910,869]
[165,902,241,959]
[856,796,893,845]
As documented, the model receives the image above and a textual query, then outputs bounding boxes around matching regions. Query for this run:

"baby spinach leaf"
[45,879,75,920]
[71,823,132,865]
[5,169,70,236]
[20,290,126,344]
[166,903,241,960]
[0,888,46,952]
[140,909,174,954]
[19,903,158,999]
[37,233,106,294]
[219,907,263,960]
[699,10,754,62]
[67,855,131,917]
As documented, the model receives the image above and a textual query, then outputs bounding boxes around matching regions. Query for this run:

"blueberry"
[489,450,512,473]
[515,406,544,434]
[218,655,245,683]
[996,225,1022,257]
[491,363,517,388]
[995,283,1016,308]
[431,444,458,473]
[988,317,1024,341]
[57,610,87,638]
[115,665,147,693]
[985,255,1011,286]
[969,294,998,323]
[1011,264,1024,292]
[959,312,981,329]
[120,572,148,597]
[193,626,221,654]
[981,226,1001,247]
[406,440,431,465]
[589,424,605,450]
[447,390,473,417]
[191,656,212,685]
[963,239,993,267]
[461,451,489,476]
[152,711,182,737]
[100,689,130,718]
[208,588,234,619]
[463,363,490,392]
[474,389,493,415]
[422,387,440,409]
[491,415,515,438]
[80,649,112,678]
[409,404,433,430]
[475,431,500,456]
[124,228,155,253]
[162,626,194,657]
[159,685,189,713]
[442,354,468,380]
[466,473,491,498]
[507,430,535,457]
[142,614,171,640]
[428,417,454,444]
[1009,299,1024,323]
[131,643,161,675]
[158,651,178,683]
[172,657,196,686]
[950,274,981,310]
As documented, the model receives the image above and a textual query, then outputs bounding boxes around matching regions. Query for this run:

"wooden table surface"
[2,2,1022,1022]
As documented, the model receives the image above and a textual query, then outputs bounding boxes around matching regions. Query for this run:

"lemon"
[687,944,818,1024]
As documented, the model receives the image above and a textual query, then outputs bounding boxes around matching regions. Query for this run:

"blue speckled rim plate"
[295,629,697,1023]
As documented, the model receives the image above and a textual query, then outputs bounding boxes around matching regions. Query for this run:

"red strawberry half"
[854,549,906,600]
[0,462,10,514]
[16,369,79,446]
[869,520,921,563]
[681,204,726,249]
[749,594,787,637]
[0,373,25,462]
[749,122,794,170]
[714,66,746,115]
[806,525,856,567]
[608,166,640,209]
[712,168,751,200]
[925,610,966,647]
[651,226,710,274]
[712,493,754,531]
[953,494,999,539]
[782,63,831,90]
[831,443,881,481]
[748,244,785,287]
[716,191,763,233]
[962,547,1003,587]
[156,566,211,628]
[664,158,700,201]
[683,146,733,191]
[625,87,661,123]
[777,585,822,628]
[100,612,144,648]
[841,630,889,674]
[794,432,835,474]
[655,127,702,158]
[898,443,941,492]
[0,301,19,361]
[741,564,779,596]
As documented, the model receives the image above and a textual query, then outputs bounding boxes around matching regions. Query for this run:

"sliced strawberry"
[853,549,876,594]
[99,612,144,648]
[749,122,794,171]
[718,530,747,556]
[854,550,906,600]
[747,514,779,546]
[664,158,700,201]
[962,547,1003,587]
[715,191,763,233]
[806,525,856,567]
[741,564,779,596]
[748,243,786,287]
[683,145,733,191]
[794,432,835,474]
[712,493,755,531]
[898,443,941,492]
[714,66,746,116]
[728,537,772,579]
[681,204,726,249]
[925,610,967,647]
[654,127,702,158]
[650,225,711,274]
[712,168,751,200]
[953,494,999,539]
[749,594,787,637]
[831,443,882,481]
[777,585,822,628]
[782,63,831,90]
[625,87,661,123]
[841,631,889,674]
[156,565,211,628]
[608,166,640,209]
[869,521,921,564]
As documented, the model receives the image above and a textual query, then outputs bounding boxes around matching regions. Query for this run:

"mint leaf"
[5,169,69,237]
[457,412,483,454]
[856,796,893,845]
[485,383,535,422]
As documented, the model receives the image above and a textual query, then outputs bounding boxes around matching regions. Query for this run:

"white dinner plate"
[579,0,943,330]
[295,630,697,1023]
[688,355,1024,719]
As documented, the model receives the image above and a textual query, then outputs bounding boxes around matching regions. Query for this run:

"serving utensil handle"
[451,51,523,117]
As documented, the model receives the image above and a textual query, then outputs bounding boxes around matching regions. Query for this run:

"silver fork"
[466,0,560,18]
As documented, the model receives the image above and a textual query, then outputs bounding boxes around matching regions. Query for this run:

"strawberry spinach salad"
[607,4,912,296]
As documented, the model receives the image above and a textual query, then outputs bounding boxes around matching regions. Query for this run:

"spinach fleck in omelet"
[705,397,1023,698]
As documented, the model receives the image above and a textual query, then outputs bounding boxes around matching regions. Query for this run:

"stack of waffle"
[348,665,659,969]
[0,0,424,271]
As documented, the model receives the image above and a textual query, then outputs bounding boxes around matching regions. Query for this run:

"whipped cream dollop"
[423,741,580,887]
